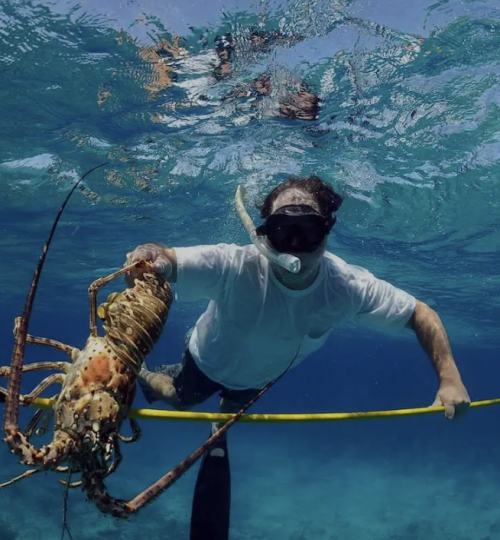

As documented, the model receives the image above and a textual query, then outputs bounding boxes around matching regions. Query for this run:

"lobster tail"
[97,272,173,373]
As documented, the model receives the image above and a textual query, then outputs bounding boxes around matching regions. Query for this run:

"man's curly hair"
[258,175,343,228]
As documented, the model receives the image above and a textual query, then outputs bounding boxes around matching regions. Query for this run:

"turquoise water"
[1,0,500,538]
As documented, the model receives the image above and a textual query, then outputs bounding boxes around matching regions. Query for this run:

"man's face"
[268,188,329,272]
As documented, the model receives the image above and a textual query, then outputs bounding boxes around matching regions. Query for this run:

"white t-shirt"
[174,244,416,390]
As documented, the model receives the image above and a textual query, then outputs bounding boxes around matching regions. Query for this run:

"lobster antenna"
[4,162,108,430]
[61,469,75,540]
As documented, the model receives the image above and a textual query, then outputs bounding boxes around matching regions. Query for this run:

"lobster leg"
[0,461,71,489]
[117,418,141,443]
[0,361,64,439]
[24,408,53,437]
[0,361,71,377]
[20,373,65,406]
[60,478,83,489]
[0,468,40,489]
[0,364,68,403]
[0,373,65,406]
[88,262,144,337]
[24,408,46,436]
[14,317,79,360]
[26,337,78,360]
[104,440,123,477]
[61,438,124,490]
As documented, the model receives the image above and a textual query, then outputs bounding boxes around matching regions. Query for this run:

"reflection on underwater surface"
[1,0,500,538]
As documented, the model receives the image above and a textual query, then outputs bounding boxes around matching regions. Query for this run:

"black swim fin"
[190,430,231,540]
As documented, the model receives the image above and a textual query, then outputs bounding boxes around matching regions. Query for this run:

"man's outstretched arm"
[406,300,471,419]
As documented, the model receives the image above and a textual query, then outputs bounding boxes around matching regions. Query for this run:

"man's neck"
[272,263,320,290]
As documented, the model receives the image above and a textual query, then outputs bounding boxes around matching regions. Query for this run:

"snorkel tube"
[235,185,301,274]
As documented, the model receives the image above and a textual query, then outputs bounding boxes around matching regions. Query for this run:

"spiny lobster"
[0,163,275,520]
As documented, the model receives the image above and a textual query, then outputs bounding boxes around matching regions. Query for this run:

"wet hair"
[258,175,343,228]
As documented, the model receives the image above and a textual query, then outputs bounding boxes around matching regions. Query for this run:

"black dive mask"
[256,205,333,253]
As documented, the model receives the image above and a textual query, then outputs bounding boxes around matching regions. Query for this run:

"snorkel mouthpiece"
[235,185,301,273]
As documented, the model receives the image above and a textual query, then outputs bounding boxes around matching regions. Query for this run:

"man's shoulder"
[323,251,369,273]
[323,251,375,287]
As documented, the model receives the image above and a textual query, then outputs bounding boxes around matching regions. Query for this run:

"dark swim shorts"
[152,330,261,409]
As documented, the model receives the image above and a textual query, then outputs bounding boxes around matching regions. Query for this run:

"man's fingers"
[430,397,455,420]
[431,396,441,408]
[152,256,172,277]
[444,403,455,420]
[454,401,470,418]
[124,244,172,285]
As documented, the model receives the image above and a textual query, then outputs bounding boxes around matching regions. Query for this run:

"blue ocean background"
[1,0,500,538]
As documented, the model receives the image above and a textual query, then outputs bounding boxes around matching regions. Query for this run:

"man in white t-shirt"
[125,176,470,426]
